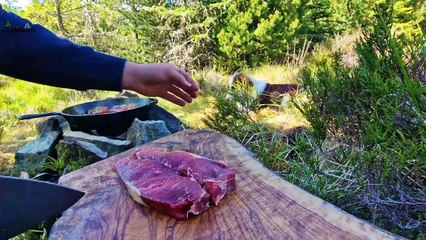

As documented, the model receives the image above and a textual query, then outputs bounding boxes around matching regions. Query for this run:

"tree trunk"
[130,4,139,41]
[54,0,68,36]
[82,0,98,47]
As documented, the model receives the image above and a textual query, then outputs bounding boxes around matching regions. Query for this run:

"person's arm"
[0,6,199,106]
[0,6,126,91]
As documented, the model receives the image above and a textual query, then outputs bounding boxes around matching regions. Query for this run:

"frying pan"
[19,97,158,136]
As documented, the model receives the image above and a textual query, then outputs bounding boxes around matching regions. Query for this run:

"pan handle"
[19,112,62,120]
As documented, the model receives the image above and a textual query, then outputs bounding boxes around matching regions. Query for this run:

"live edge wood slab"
[49,129,402,240]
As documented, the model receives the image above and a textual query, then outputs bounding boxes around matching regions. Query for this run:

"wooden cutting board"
[49,129,401,240]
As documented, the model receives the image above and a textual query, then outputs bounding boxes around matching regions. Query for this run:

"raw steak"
[115,147,236,220]
[131,147,236,205]
[116,157,210,220]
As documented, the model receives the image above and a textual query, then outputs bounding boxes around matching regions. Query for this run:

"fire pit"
[19,98,158,136]
[13,100,186,179]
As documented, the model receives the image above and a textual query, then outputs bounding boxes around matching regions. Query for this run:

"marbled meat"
[115,147,236,220]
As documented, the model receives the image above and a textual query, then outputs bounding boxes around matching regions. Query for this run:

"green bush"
[202,84,293,172]
[298,2,425,143]
[215,0,300,71]
[297,0,354,43]
[203,83,261,141]
[202,81,425,238]
[296,2,425,237]
[145,4,218,71]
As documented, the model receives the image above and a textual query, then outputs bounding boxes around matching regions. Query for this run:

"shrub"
[150,4,218,71]
[297,0,354,43]
[296,2,425,237]
[202,83,293,172]
[215,0,300,72]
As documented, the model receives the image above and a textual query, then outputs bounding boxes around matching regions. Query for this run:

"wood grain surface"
[49,129,402,240]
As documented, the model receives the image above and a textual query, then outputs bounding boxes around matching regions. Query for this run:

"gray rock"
[127,119,171,146]
[147,105,187,133]
[63,131,132,157]
[14,118,62,176]
[36,116,70,134]
[56,140,107,167]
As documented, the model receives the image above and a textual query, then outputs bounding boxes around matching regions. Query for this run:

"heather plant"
[202,84,294,172]
[295,2,425,237]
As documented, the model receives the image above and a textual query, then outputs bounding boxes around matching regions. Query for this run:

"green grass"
[0,78,116,173]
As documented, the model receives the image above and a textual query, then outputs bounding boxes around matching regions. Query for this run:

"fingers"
[170,68,199,99]
[176,68,199,94]
[168,85,193,103]
[159,91,187,106]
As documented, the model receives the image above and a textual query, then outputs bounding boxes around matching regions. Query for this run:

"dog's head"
[229,72,268,95]
[229,73,254,90]
[226,73,257,112]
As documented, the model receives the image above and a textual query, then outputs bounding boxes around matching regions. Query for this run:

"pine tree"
[215,0,300,71]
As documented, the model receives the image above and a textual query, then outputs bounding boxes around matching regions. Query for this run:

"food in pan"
[115,146,237,220]
[87,104,137,115]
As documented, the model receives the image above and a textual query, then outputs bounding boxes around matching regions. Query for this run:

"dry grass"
[157,94,216,129]
[246,64,302,85]
[256,107,308,132]
[309,30,361,68]
[192,68,228,92]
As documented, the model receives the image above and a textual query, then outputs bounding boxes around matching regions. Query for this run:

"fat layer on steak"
[115,147,236,220]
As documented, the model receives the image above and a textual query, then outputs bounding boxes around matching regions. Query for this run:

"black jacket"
[0,5,126,91]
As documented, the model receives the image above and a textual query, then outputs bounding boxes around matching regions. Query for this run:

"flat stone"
[14,118,62,176]
[36,116,70,134]
[147,105,187,133]
[56,140,107,167]
[127,119,171,146]
[63,131,132,157]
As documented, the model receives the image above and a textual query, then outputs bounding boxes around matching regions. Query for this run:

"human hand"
[121,62,199,106]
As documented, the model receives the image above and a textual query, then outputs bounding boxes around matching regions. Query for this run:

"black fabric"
[0,5,126,91]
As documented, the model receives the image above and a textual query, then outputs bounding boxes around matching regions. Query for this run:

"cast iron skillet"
[19,97,158,136]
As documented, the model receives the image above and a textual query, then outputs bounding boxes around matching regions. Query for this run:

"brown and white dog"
[228,72,300,108]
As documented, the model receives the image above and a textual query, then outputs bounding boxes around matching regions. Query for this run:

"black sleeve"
[0,5,127,91]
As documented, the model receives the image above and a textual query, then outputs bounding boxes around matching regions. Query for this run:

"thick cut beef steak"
[115,147,236,220]
[116,158,210,219]
[131,147,236,204]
